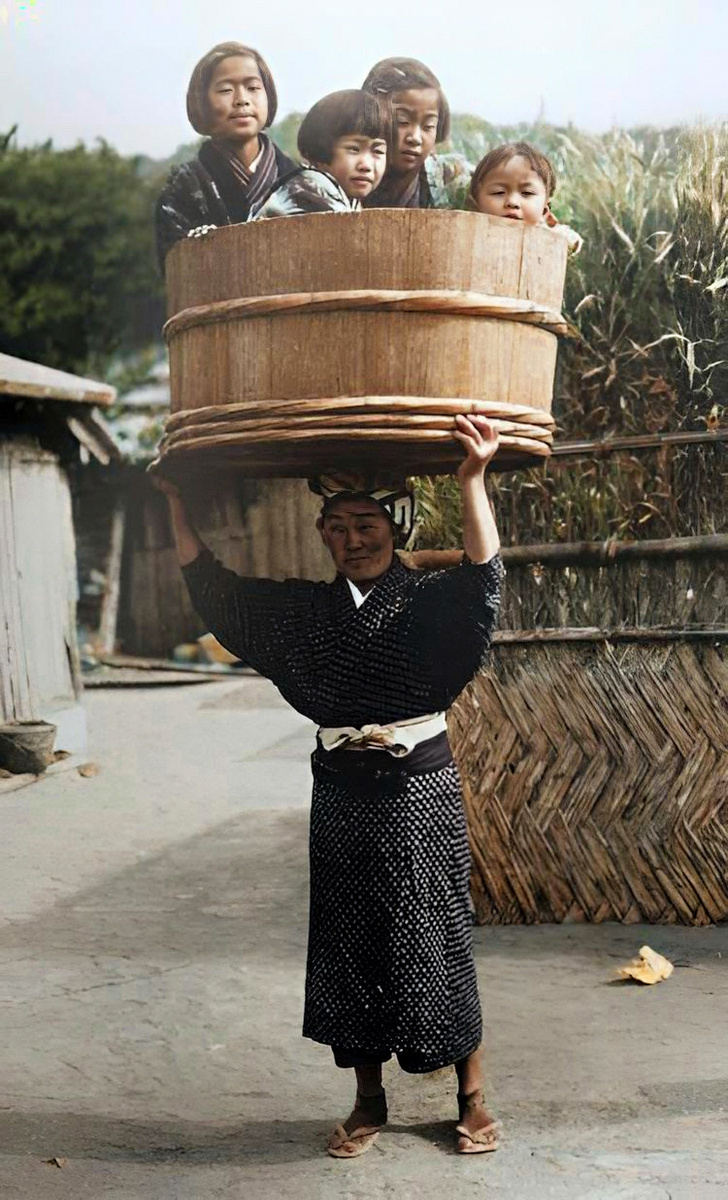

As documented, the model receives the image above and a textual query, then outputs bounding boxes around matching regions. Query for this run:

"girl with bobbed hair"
[155,41,296,267]
[253,90,390,219]
[361,57,467,209]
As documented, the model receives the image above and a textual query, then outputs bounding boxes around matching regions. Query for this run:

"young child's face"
[206,55,269,143]
[390,88,439,174]
[474,155,549,225]
[321,134,388,200]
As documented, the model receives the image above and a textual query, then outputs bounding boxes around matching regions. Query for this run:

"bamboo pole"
[405,533,728,573]
[98,500,126,654]
[500,532,728,567]
[553,428,728,458]
[492,626,728,645]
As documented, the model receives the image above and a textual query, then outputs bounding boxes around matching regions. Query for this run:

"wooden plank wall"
[499,556,727,631]
[120,475,334,658]
[0,439,80,723]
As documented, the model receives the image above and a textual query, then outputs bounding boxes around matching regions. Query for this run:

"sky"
[1,0,726,159]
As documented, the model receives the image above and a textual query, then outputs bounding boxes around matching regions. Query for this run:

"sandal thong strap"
[327,1122,381,1159]
[455,1119,499,1155]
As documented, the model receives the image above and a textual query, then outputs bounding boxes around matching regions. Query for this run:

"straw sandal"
[327,1089,387,1159]
[455,1090,499,1155]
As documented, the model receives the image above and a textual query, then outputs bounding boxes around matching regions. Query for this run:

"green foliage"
[555,128,679,436]
[669,125,728,427]
[271,113,305,160]
[0,131,164,375]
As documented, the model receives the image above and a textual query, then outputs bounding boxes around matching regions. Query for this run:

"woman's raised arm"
[453,414,501,564]
[151,474,207,566]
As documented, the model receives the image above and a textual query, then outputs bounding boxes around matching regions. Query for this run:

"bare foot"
[343,1088,387,1134]
[457,1092,499,1152]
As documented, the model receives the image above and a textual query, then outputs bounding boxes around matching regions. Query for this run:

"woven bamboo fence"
[447,476,728,926]
[450,628,728,925]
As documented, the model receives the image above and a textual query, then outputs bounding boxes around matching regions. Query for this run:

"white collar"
[248,143,264,174]
[346,578,371,608]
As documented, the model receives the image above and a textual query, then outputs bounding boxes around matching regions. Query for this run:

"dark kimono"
[251,167,360,220]
[183,550,502,1071]
[155,134,296,268]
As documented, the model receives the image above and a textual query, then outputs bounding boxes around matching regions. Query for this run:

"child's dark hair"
[469,141,557,202]
[361,57,450,143]
[186,41,277,135]
[297,90,391,164]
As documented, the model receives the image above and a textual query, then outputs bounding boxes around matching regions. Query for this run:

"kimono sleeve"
[253,172,351,219]
[154,166,210,270]
[181,549,311,678]
[412,553,503,694]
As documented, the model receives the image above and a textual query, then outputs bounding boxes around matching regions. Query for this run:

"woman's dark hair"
[186,41,278,135]
[297,90,391,164]
[362,57,450,143]
[469,141,557,201]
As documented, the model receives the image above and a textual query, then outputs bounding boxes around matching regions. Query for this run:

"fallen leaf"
[78,762,99,778]
[616,945,674,985]
[44,1157,68,1168]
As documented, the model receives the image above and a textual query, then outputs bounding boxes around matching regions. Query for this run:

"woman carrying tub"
[154,419,503,1160]
[155,41,296,267]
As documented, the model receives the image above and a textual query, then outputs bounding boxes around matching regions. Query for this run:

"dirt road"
[2,679,726,1198]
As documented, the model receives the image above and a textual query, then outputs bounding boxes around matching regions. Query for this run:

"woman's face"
[321,134,388,200]
[206,55,269,142]
[319,498,394,587]
[390,87,440,174]
[474,155,548,225]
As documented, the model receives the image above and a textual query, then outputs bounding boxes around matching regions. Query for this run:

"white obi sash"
[318,712,447,758]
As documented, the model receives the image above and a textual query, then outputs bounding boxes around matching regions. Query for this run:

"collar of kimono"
[302,166,362,210]
[200,133,278,213]
[365,162,426,209]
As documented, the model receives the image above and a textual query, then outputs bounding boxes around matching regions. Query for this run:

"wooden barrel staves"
[159,209,570,478]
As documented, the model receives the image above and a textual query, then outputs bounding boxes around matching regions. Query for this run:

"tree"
[0,132,164,375]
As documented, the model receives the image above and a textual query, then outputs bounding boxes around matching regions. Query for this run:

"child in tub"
[361,56,470,209]
[469,141,583,254]
[251,90,389,219]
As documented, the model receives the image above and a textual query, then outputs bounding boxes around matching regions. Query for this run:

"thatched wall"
[443,433,728,926]
[500,550,726,631]
[450,632,728,925]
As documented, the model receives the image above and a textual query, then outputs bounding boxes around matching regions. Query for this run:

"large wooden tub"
[159,209,569,477]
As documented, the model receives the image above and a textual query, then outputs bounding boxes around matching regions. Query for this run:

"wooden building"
[73,353,332,660]
[0,353,117,759]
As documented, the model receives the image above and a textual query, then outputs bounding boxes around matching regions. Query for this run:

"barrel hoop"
[165,396,557,434]
[157,425,552,459]
[160,415,554,454]
[154,395,555,476]
[163,289,572,342]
